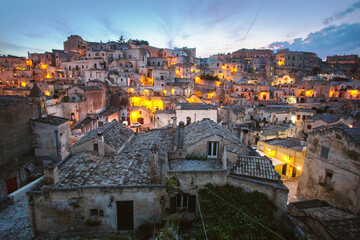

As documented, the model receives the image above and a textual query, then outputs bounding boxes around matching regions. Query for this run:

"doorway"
[117,201,134,230]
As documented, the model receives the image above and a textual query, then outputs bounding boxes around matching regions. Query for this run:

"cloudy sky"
[0,0,359,59]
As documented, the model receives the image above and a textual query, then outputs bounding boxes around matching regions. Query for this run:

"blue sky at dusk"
[0,0,359,58]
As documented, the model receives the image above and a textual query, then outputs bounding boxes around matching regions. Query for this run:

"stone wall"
[32,121,71,161]
[28,186,165,233]
[297,128,360,213]
[0,97,39,197]
[176,109,217,125]
[228,176,288,216]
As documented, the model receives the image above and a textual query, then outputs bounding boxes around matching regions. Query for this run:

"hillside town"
[0,34,360,239]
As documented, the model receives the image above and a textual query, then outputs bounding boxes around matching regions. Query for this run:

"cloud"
[267,23,360,58]
[324,1,360,24]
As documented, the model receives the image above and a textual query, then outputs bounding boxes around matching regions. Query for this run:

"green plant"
[63,96,69,102]
[165,177,180,197]
[136,222,152,240]
[192,184,296,240]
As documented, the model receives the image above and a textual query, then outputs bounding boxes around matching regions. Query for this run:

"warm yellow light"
[21,82,27,87]
[305,90,313,97]
[297,166,301,170]
[291,116,296,123]
[222,65,226,70]
[216,81,220,87]
[40,63,48,70]
[128,88,134,94]
[278,60,284,66]
[163,90,167,95]
[267,149,271,152]
[45,73,52,79]
[230,67,237,74]
[195,77,200,83]
[349,90,358,95]
[171,89,175,94]
[348,124,353,128]
[44,91,50,96]
[26,59,32,66]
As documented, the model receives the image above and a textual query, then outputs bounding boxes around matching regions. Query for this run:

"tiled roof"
[261,124,294,136]
[264,138,305,152]
[230,156,281,182]
[290,200,360,240]
[176,103,216,110]
[56,152,103,188]
[183,119,249,154]
[72,117,93,129]
[72,121,134,151]
[313,123,360,144]
[155,110,176,114]
[54,128,175,188]
[32,115,69,126]
[310,113,342,123]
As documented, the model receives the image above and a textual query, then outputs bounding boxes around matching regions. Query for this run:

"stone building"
[31,115,71,161]
[0,96,38,197]
[297,124,360,213]
[257,138,306,178]
[303,113,354,134]
[288,200,360,240]
[154,103,217,128]
[27,119,287,234]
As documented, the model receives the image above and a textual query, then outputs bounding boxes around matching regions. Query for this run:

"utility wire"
[195,188,208,240]
[241,0,266,42]
[205,187,285,240]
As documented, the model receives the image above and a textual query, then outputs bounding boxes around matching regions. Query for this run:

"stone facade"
[297,124,360,213]
[0,96,39,198]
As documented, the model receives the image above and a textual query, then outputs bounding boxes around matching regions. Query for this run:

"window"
[207,141,219,158]
[297,115,300,120]
[94,143,98,152]
[320,146,330,159]
[169,194,196,213]
[90,209,98,216]
[325,170,333,185]
[307,124,312,130]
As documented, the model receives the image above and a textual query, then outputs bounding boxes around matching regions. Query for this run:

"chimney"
[44,163,59,185]
[172,117,177,129]
[97,132,105,156]
[177,121,185,149]
[150,144,159,183]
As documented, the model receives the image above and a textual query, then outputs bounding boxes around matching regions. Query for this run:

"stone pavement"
[0,196,33,240]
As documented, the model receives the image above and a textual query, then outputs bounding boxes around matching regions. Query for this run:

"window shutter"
[188,195,196,212]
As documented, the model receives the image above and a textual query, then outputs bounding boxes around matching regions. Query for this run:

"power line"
[241,0,266,42]
[195,188,208,240]
[205,187,285,240]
